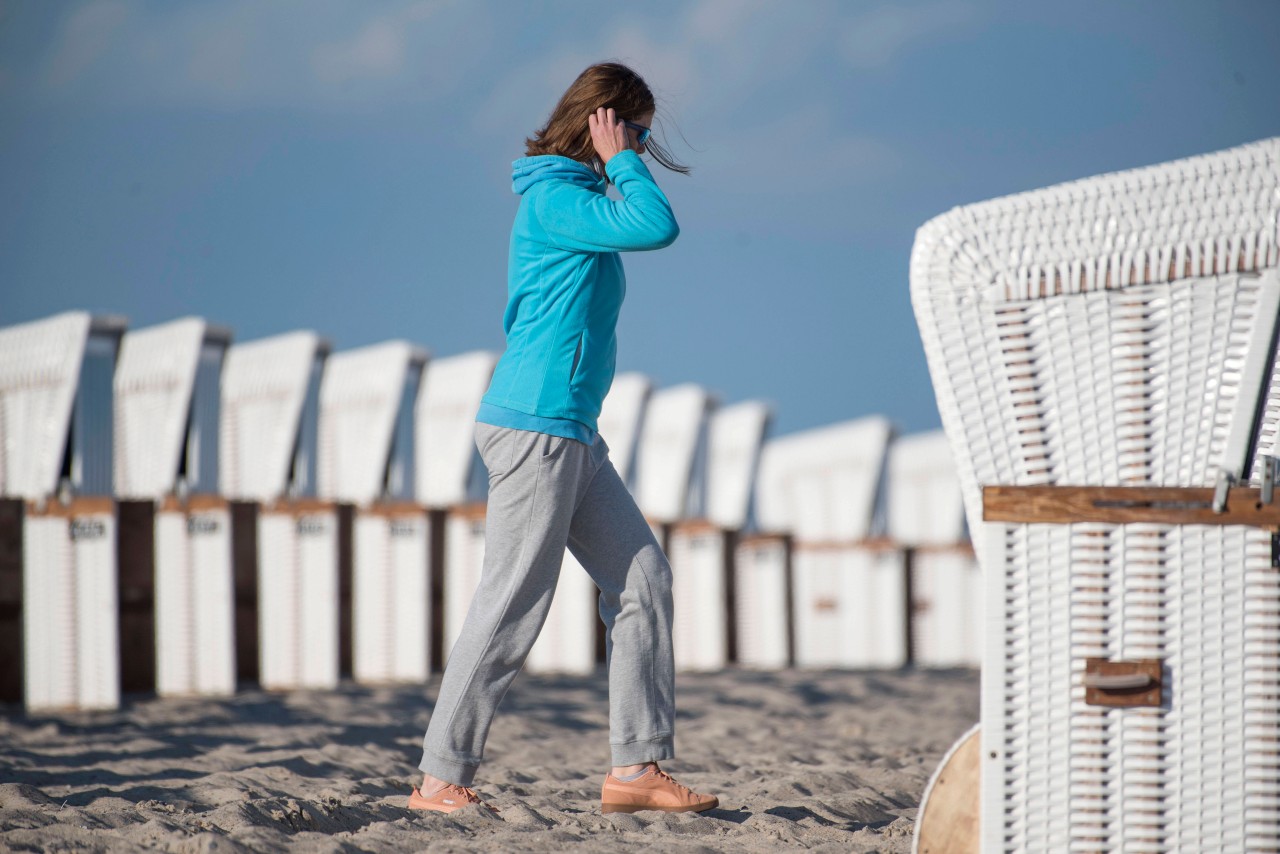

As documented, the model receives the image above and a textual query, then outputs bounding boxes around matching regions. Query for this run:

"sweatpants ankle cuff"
[418,751,479,787]
[610,735,675,767]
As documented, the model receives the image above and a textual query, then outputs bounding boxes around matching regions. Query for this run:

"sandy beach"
[0,667,978,852]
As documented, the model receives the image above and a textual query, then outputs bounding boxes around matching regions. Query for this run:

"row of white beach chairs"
[0,310,980,714]
[911,137,1280,852]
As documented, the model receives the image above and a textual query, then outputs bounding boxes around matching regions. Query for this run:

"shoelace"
[649,767,692,794]
[443,785,500,812]
[439,785,484,804]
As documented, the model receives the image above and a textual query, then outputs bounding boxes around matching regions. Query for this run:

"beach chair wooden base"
[914,723,979,854]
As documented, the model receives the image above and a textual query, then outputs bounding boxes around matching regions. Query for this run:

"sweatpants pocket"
[539,433,571,463]
[475,423,518,479]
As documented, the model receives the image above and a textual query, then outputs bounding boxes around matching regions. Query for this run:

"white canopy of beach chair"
[633,383,714,524]
[317,340,428,506]
[595,371,651,485]
[414,350,497,510]
[0,311,122,501]
[754,415,892,542]
[886,430,966,548]
[115,317,229,500]
[220,330,330,503]
[705,400,772,532]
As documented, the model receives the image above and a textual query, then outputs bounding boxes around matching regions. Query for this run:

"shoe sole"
[602,797,719,814]
[408,789,499,815]
[409,802,499,815]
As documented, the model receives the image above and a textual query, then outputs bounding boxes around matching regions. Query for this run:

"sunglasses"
[622,120,651,146]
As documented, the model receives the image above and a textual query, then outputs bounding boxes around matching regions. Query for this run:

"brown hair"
[525,62,690,176]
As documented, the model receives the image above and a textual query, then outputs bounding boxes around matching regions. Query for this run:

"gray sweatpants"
[419,424,676,786]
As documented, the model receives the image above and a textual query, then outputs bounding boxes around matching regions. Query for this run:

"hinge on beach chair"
[1260,454,1277,505]
[1213,469,1234,514]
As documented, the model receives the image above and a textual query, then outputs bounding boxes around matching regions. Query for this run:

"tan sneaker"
[408,784,498,814]
[600,764,719,814]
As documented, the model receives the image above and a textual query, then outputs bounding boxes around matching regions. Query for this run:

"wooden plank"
[260,497,338,516]
[983,485,1280,528]
[361,501,429,519]
[915,724,980,853]
[159,494,229,513]
[25,496,115,518]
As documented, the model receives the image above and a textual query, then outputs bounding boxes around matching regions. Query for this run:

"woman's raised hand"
[588,107,628,166]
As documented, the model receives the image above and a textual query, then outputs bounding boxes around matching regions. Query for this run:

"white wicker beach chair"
[633,384,723,672]
[318,341,429,684]
[221,331,337,691]
[413,352,496,663]
[757,417,904,669]
[666,400,771,672]
[633,383,714,527]
[910,137,1280,852]
[115,317,234,698]
[414,351,496,511]
[1,311,125,712]
[732,534,791,669]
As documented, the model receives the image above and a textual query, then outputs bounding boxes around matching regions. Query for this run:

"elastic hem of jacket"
[476,401,596,445]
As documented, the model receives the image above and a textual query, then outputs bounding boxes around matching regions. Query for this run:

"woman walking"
[410,62,718,816]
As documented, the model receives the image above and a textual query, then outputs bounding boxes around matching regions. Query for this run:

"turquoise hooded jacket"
[477,149,679,441]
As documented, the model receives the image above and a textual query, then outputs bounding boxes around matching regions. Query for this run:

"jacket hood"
[512,155,605,196]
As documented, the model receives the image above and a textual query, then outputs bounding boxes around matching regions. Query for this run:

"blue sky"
[2,1,1278,437]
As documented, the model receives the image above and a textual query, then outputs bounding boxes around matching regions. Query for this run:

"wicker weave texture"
[669,526,729,671]
[754,416,892,540]
[352,511,430,683]
[155,507,235,697]
[910,548,981,669]
[887,430,967,547]
[257,508,339,690]
[912,139,1280,528]
[23,510,119,712]
[733,537,790,669]
[220,332,324,502]
[442,511,487,663]
[792,546,907,669]
[0,312,91,500]
[595,371,651,484]
[114,318,206,499]
[912,140,1280,852]
[318,341,425,506]
[982,522,1280,853]
[706,400,771,531]
[634,384,712,524]
[414,352,496,509]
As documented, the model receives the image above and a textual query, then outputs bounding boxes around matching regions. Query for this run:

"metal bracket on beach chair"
[1261,455,1277,506]
[1082,659,1163,708]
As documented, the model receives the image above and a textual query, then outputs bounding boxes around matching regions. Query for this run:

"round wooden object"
[913,723,980,854]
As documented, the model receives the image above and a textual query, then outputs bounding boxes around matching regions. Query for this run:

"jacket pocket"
[568,333,584,387]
